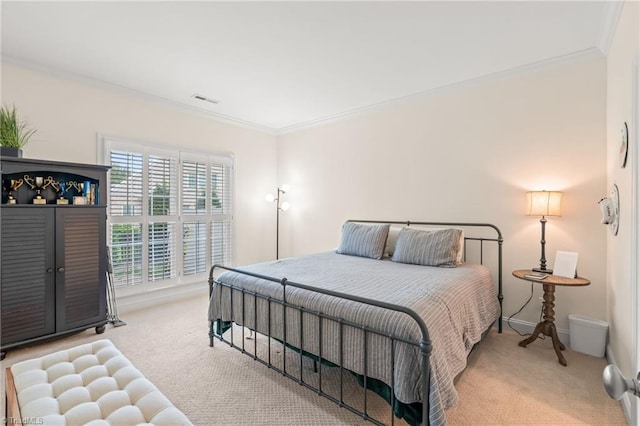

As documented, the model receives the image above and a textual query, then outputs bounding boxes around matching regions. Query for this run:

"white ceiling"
[1,1,619,133]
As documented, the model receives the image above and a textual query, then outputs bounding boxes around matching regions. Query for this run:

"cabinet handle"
[57,267,65,273]
[46,268,54,273]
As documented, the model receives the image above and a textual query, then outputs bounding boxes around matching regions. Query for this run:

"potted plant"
[0,105,36,157]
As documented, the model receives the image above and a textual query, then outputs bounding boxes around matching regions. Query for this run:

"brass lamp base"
[533,267,553,274]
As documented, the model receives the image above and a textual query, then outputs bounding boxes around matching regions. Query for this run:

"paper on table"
[553,251,579,278]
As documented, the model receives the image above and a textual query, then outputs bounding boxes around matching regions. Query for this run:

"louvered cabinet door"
[1,208,56,345]
[55,208,107,331]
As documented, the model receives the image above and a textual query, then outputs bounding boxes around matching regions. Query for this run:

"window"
[102,136,233,290]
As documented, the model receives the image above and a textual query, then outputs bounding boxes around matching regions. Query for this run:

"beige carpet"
[1,295,627,425]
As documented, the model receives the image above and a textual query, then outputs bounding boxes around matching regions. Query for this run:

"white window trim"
[98,133,235,297]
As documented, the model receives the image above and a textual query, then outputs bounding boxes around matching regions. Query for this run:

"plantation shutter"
[182,159,207,275]
[103,135,234,291]
[211,161,232,266]
[147,154,178,281]
[109,223,142,286]
[108,150,143,287]
[109,151,143,216]
[211,221,231,266]
[183,222,207,275]
[148,155,177,216]
[148,222,177,281]
[181,161,207,215]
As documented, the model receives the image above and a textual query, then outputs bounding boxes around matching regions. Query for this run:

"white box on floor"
[569,314,608,357]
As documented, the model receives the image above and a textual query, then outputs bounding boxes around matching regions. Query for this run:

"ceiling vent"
[191,94,220,105]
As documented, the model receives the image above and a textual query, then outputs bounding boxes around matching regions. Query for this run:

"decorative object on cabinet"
[2,178,23,204]
[0,156,110,359]
[49,179,69,204]
[619,122,629,168]
[23,175,50,204]
[73,195,87,205]
[598,184,620,235]
[0,105,36,158]
[265,184,290,259]
[526,190,563,273]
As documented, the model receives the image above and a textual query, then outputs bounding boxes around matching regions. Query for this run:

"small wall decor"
[598,184,620,235]
[619,122,629,168]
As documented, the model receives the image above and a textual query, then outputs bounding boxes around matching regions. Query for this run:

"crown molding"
[3,48,605,138]
[277,48,605,135]
[1,55,278,136]
[597,1,624,55]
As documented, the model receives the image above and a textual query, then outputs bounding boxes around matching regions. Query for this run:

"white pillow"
[384,226,402,257]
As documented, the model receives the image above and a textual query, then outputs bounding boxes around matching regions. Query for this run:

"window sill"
[116,280,209,314]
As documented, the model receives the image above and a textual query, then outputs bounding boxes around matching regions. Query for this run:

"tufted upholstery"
[10,339,192,426]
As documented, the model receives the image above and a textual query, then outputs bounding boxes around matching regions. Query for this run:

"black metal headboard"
[347,220,504,332]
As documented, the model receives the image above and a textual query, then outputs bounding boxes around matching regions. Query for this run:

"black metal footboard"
[207,221,503,426]
[209,266,432,425]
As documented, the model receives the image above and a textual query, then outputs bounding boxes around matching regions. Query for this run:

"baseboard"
[117,282,209,314]
[501,316,570,346]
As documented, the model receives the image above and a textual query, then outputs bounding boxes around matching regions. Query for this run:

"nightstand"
[512,269,590,366]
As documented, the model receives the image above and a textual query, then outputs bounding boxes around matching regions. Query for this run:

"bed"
[208,220,503,426]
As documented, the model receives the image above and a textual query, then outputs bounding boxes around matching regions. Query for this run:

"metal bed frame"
[208,220,503,425]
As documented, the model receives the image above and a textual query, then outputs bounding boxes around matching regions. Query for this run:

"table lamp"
[526,190,562,273]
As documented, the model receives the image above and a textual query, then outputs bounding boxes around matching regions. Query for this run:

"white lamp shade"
[265,193,275,203]
[526,191,562,217]
[280,184,291,192]
[280,201,290,211]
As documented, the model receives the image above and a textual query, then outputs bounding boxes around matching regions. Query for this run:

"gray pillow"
[336,222,390,259]
[391,227,462,267]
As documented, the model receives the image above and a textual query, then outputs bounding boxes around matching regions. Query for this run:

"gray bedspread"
[208,251,500,425]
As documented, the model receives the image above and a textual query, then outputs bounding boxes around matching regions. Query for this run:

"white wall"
[1,62,278,268]
[277,55,607,333]
[0,45,612,348]
[606,1,639,424]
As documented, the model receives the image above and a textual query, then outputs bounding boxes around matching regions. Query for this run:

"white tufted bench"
[5,339,192,426]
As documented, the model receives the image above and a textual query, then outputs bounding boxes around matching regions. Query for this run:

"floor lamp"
[265,185,290,259]
[526,190,562,273]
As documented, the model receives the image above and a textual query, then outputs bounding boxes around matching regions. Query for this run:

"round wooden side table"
[512,269,590,366]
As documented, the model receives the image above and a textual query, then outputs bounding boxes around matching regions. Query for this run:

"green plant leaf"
[0,105,36,148]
